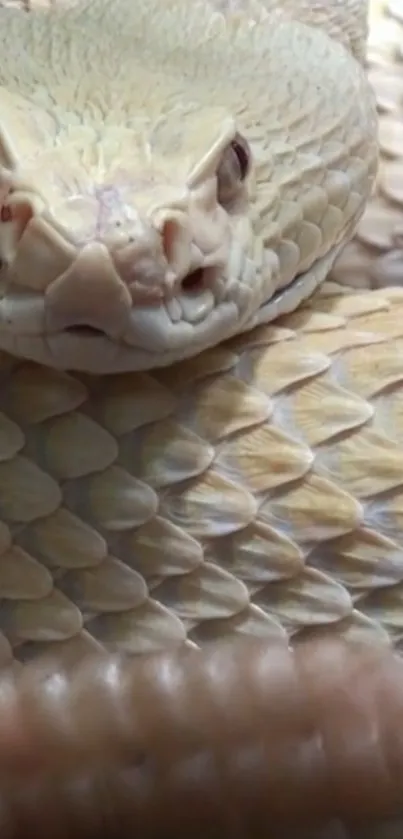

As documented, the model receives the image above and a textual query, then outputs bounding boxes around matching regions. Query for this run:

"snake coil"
[0,637,401,837]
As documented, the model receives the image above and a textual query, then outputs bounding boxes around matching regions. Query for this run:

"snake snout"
[45,242,132,338]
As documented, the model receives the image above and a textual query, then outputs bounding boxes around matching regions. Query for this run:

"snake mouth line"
[64,326,106,337]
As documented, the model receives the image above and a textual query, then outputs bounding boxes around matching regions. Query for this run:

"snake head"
[0,107,271,372]
[0,0,377,372]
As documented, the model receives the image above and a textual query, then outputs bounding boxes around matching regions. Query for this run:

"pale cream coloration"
[0,0,402,674]
[0,0,377,372]
[2,284,403,667]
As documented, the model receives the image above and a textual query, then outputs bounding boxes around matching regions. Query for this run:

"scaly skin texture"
[332,0,403,290]
[0,2,398,672]
[0,3,401,835]
[0,0,377,371]
[0,281,402,669]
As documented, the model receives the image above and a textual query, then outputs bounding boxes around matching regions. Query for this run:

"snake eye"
[216,132,251,206]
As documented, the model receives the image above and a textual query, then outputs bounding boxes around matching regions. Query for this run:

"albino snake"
[0,0,402,834]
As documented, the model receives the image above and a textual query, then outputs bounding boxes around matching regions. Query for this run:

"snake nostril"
[181,268,204,293]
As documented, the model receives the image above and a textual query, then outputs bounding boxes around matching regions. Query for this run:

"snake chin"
[0,267,240,373]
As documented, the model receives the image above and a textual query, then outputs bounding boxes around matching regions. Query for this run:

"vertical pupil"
[231,140,249,179]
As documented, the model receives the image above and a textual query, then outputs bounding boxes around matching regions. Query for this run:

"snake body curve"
[0,638,401,838]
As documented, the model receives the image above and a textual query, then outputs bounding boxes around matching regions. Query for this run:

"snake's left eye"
[216,132,251,206]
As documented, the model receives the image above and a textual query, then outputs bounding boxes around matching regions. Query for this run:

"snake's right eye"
[216,132,251,206]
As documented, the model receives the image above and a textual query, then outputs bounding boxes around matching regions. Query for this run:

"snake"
[0,0,402,832]
[0,0,394,661]
[0,0,398,662]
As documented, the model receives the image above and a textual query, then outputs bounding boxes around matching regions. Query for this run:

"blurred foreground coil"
[0,638,401,837]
